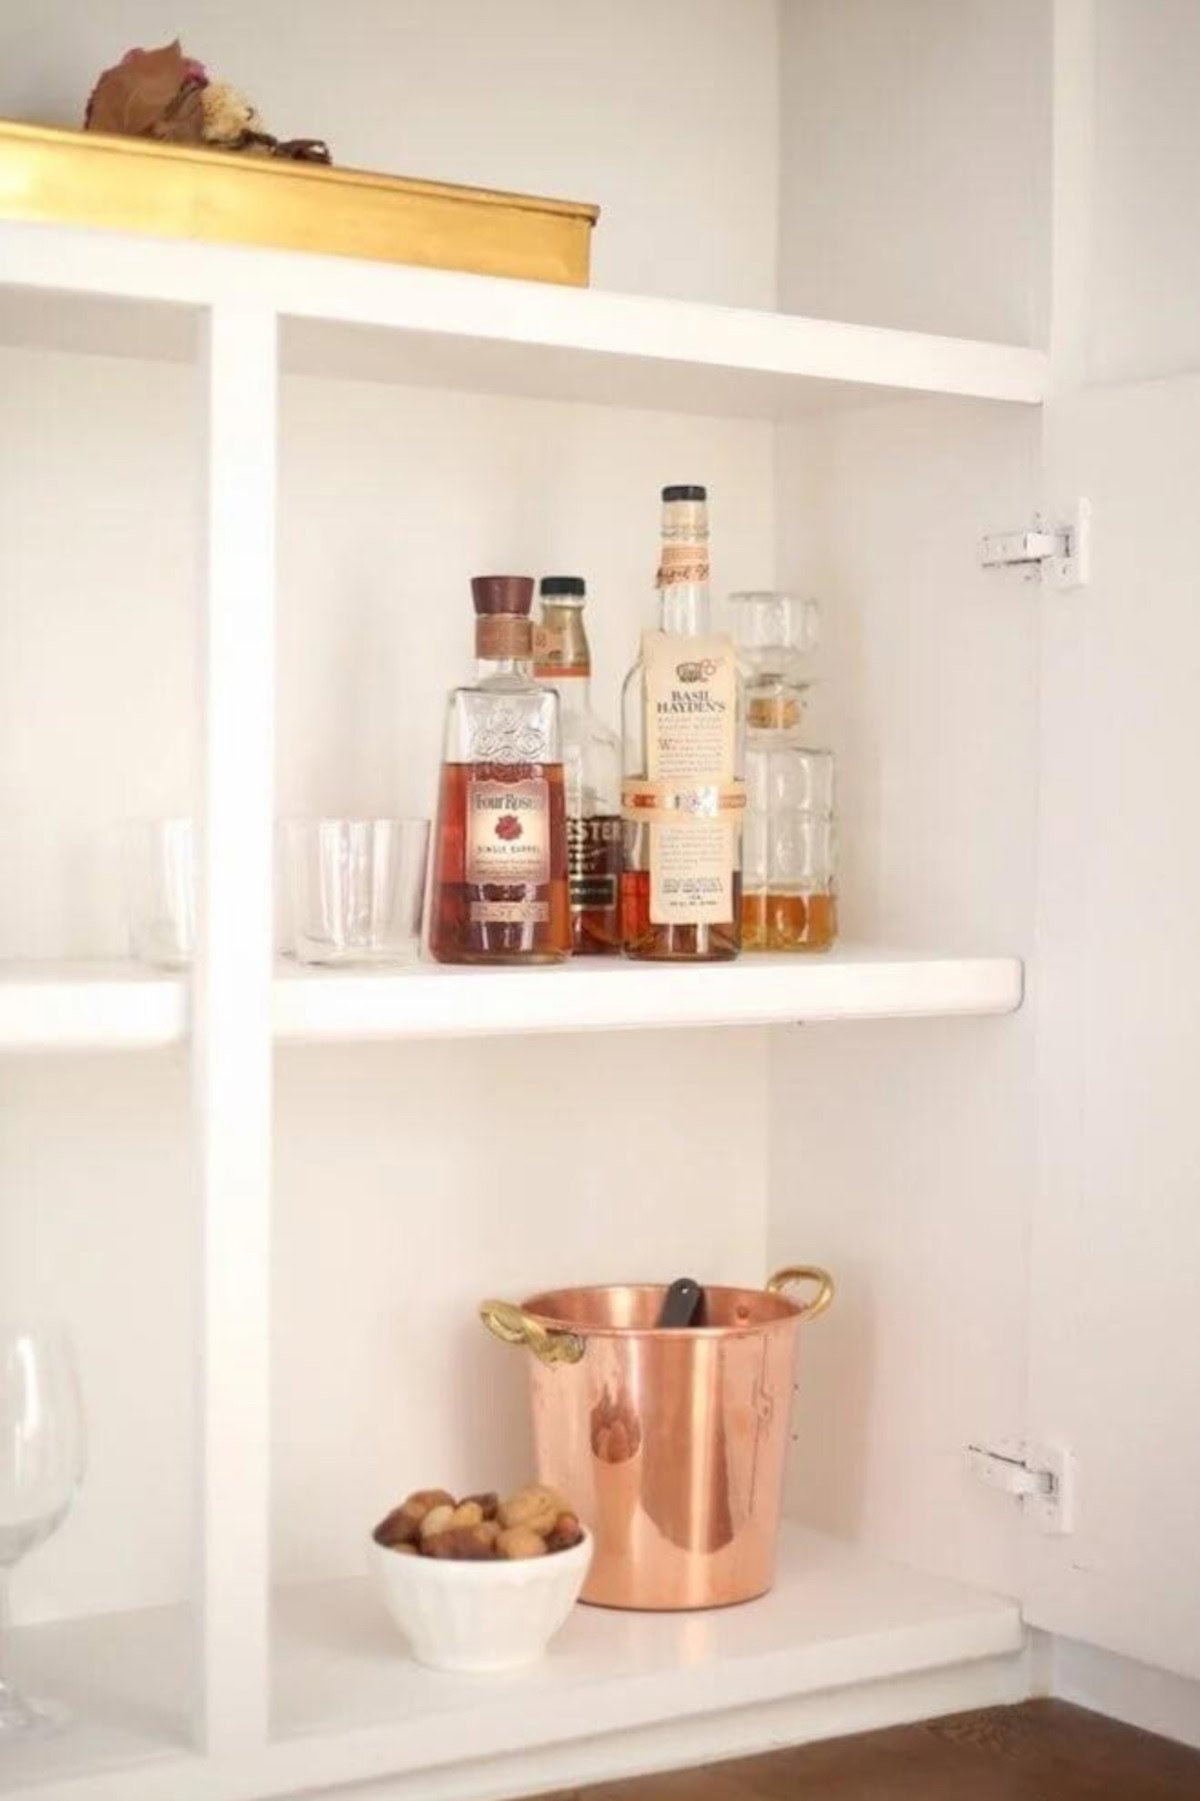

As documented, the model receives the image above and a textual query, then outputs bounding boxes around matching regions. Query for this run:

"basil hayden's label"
[639,632,740,926]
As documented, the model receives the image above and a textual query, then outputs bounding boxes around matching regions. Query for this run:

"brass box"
[0,121,599,287]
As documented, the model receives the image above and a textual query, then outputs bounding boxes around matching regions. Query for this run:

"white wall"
[277,373,777,825]
[0,0,780,309]
[273,1032,769,1588]
[0,1051,193,1625]
[778,0,1051,345]
[1087,0,1200,380]
[0,348,196,958]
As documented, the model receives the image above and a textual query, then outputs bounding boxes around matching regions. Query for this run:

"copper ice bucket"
[480,1267,834,1610]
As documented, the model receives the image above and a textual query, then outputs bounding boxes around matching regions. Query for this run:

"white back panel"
[778,0,1050,344]
[0,0,779,309]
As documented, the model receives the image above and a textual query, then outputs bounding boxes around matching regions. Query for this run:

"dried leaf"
[85,41,197,138]
[149,82,207,146]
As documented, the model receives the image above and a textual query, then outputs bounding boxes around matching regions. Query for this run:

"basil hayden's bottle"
[620,487,745,960]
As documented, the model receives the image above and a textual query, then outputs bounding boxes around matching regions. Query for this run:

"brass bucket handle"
[479,1299,586,1366]
[766,1265,835,1321]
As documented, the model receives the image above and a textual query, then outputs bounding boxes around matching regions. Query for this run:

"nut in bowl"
[371,1484,593,1673]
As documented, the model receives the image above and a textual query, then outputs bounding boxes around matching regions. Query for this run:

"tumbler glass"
[284,820,429,965]
[122,818,194,968]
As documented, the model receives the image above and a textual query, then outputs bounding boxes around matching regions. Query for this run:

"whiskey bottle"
[535,576,622,955]
[730,591,837,952]
[621,486,744,961]
[428,575,571,964]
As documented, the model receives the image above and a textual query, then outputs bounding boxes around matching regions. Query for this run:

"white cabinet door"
[1026,378,1200,1681]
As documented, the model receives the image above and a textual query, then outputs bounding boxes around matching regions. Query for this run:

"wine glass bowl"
[0,1323,86,1738]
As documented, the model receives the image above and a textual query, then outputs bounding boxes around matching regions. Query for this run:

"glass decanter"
[729,592,837,953]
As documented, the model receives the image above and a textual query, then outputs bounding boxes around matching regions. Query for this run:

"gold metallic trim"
[479,1299,586,1366]
[0,120,598,286]
[766,1265,835,1320]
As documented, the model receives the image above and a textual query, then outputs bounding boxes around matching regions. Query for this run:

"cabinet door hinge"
[965,1438,1075,1534]
[979,499,1091,591]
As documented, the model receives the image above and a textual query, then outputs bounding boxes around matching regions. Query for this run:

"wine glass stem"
[0,1567,22,1721]
[0,1570,13,1692]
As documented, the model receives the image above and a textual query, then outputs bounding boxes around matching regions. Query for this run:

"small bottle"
[730,592,837,952]
[535,576,622,955]
[621,486,744,961]
[428,575,570,964]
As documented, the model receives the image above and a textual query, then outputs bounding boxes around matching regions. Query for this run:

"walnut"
[460,1491,500,1521]
[373,1504,419,1548]
[425,1524,500,1560]
[418,1503,457,1543]
[498,1485,565,1536]
[546,1512,584,1553]
[497,1525,548,1559]
[404,1488,455,1519]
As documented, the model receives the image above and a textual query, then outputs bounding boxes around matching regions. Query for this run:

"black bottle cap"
[539,575,586,597]
[662,484,707,502]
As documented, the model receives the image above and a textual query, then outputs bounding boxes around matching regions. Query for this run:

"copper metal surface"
[481,1269,834,1611]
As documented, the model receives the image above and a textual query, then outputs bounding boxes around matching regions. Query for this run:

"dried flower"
[84,41,207,141]
[83,39,331,164]
[200,82,261,148]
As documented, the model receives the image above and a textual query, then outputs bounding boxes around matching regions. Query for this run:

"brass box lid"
[0,120,599,287]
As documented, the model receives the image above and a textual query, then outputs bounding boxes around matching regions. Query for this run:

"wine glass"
[0,1323,86,1738]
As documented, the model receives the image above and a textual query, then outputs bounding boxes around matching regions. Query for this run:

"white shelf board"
[0,1598,192,1799]
[1,1527,1024,1801]
[0,222,1048,418]
[268,1525,1024,1793]
[273,948,1023,1041]
[0,950,1021,1052]
[0,962,185,1051]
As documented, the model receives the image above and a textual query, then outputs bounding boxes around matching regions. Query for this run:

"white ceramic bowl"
[371,1531,593,1673]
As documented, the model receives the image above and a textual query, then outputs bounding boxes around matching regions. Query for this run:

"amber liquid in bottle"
[740,888,837,952]
[428,575,571,966]
[536,579,623,956]
[622,869,743,959]
[430,762,570,963]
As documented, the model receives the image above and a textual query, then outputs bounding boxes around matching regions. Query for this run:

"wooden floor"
[538,1701,1200,1799]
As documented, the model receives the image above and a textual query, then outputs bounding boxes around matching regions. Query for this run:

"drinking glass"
[122,818,194,968]
[0,1324,86,1738]
[284,819,430,965]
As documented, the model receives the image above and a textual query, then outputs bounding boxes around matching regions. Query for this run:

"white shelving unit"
[0,208,1031,1798]
[7,4,1200,1794]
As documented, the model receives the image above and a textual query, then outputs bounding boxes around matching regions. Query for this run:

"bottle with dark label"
[535,576,623,954]
[429,575,571,964]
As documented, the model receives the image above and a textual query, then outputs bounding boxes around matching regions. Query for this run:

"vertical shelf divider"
[192,300,278,1755]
